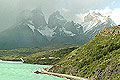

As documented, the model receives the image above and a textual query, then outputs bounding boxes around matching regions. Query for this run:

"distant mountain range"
[0,7,116,50]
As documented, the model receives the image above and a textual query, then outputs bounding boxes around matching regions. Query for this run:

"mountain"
[0,8,116,49]
[49,26,120,80]
[47,10,86,44]
[48,11,67,29]
[0,7,50,50]
[81,11,116,40]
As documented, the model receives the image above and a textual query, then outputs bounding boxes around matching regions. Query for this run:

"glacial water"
[0,61,68,80]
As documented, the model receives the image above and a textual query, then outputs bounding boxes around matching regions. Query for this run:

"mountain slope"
[0,24,49,50]
[49,26,120,80]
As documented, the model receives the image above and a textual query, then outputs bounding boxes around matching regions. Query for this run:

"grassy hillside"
[0,48,41,61]
[49,26,120,80]
[23,46,78,65]
[0,42,77,61]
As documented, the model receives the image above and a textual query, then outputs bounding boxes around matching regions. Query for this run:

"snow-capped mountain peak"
[37,26,56,38]
[31,7,44,16]
[48,11,67,29]
[53,11,66,21]
[84,11,109,23]
[80,10,116,32]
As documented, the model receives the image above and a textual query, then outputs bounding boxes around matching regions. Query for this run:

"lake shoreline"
[34,70,88,80]
[0,60,88,80]
[34,67,89,80]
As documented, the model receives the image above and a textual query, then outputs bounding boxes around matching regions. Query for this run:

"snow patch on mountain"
[62,27,76,36]
[82,22,98,32]
[27,24,35,32]
[37,26,55,37]
[29,20,34,25]
[55,15,65,21]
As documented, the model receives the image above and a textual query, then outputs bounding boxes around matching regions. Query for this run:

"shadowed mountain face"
[0,7,116,50]
[0,23,49,50]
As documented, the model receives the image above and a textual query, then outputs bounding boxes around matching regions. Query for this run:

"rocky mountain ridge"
[0,7,116,49]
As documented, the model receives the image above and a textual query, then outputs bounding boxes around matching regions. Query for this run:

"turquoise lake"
[0,61,69,80]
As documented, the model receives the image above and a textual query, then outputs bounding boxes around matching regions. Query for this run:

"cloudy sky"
[0,0,119,31]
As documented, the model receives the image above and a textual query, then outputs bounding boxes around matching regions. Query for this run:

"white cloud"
[97,7,112,16]
[90,7,120,25]
[74,7,120,25]
[110,8,120,25]
[61,8,70,12]
[111,1,116,5]
[0,0,117,31]
[75,14,84,23]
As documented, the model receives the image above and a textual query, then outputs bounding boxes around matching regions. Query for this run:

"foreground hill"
[49,26,120,80]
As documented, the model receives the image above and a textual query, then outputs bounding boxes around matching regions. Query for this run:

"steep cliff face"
[48,11,67,29]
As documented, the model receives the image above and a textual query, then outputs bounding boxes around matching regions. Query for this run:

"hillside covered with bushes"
[23,46,78,65]
[49,26,120,80]
[0,42,77,61]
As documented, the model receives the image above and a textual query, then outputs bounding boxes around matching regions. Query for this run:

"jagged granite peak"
[84,17,116,40]
[51,11,65,20]
[31,7,47,28]
[84,13,94,22]
[84,11,109,23]
[52,11,60,15]
[17,7,47,29]
[48,11,67,29]
[32,7,43,15]
[16,10,32,24]
[63,21,83,34]
[81,10,116,32]
[89,11,102,17]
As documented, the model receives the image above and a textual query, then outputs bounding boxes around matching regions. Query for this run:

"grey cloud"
[0,0,115,31]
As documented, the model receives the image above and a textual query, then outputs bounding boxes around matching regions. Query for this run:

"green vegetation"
[23,47,78,65]
[0,42,77,61]
[49,26,120,80]
[0,48,41,61]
